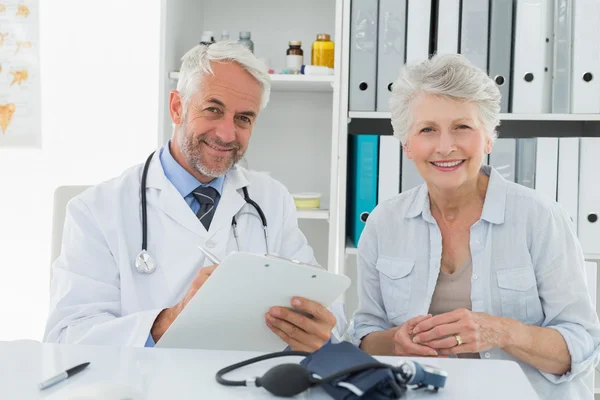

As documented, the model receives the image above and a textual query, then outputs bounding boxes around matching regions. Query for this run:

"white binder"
[378,135,402,203]
[400,150,424,192]
[460,0,490,72]
[557,137,580,230]
[534,138,559,201]
[571,0,600,113]
[512,0,554,113]
[436,0,460,55]
[489,0,514,112]
[578,138,600,257]
[406,0,431,63]
[349,0,379,111]
[552,0,573,113]
[489,138,516,182]
[515,138,537,189]
[376,0,407,112]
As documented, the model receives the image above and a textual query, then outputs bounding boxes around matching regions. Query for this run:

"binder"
[512,0,553,113]
[489,138,516,182]
[376,0,407,112]
[557,137,580,230]
[405,0,431,63]
[578,138,600,257]
[534,138,559,201]
[488,0,514,112]
[349,0,379,111]
[378,135,402,203]
[515,138,537,189]
[571,0,600,113]
[436,0,460,55]
[460,0,490,72]
[552,0,573,113]
[347,134,379,248]
[400,148,424,192]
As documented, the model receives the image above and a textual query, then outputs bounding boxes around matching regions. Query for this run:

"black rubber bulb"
[255,364,315,397]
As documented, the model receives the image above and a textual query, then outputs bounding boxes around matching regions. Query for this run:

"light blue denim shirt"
[350,165,600,399]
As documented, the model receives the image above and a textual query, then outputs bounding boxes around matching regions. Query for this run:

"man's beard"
[178,122,244,178]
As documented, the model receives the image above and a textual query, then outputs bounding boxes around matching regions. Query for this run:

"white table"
[0,341,539,399]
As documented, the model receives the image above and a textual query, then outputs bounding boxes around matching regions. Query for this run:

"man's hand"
[151,264,218,342]
[265,297,336,352]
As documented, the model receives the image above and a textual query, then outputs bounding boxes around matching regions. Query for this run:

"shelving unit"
[169,71,335,92]
[157,1,600,334]
[296,209,330,220]
[348,111,600,121]
[158,0,341,268]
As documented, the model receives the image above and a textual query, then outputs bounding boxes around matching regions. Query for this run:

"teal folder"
[347,134,379,248]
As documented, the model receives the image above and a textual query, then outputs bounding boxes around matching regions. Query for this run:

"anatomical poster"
[0,0,40,147]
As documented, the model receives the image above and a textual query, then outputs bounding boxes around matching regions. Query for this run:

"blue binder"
[347,134,379,248]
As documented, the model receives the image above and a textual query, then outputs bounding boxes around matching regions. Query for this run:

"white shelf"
[296,209,329,220]
[348,111,600,121]
[348,111,391,119]
[345,237,357,255]
[169,71,334,92]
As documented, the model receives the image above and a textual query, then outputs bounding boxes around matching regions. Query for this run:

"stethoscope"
[135,151,269,274]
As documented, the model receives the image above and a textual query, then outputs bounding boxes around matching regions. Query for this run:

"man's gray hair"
[389,53,501,144]
[177,41,271,113]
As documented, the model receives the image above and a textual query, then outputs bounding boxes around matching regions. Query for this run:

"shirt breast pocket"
[496,267,544,324]
[376,258,414,321]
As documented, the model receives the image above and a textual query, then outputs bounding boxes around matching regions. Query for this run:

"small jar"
[311,33,334,69]
[220,30,230,41]
[286,41,303,74]
[238,31,254,53]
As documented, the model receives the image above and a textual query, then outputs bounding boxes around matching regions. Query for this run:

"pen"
[39,362,90,390]
[198,246,221,264]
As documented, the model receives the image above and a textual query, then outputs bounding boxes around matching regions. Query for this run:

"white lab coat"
[44,151,347,347]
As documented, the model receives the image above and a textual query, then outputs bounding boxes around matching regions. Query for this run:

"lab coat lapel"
[145,150,206,237]
[208,167,248,236]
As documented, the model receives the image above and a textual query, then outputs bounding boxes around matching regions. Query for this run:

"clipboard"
[155,252,351,352]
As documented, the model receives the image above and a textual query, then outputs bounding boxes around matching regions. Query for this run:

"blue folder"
[347,134,379,248]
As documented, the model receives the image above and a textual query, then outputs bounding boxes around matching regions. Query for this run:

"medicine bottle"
[311,33,334,69]
[286,41,303,74]
[238,31,254,53]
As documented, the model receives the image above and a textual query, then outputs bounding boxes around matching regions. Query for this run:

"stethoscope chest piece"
[135,250,156,274]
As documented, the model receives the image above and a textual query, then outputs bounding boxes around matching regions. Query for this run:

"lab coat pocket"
[376,258,414,320]
[496,267,544,324]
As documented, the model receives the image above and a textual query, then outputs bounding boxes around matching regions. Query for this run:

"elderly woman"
[350,53,600,399]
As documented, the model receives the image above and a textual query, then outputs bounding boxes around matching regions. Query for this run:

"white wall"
[0,0,161,341]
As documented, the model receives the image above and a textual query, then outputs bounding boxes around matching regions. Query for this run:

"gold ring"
[454,335,463,346]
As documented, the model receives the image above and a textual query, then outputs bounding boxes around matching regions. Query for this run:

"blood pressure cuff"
[299,341,404,400]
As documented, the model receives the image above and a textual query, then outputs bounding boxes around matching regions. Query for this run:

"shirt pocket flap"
[376,258,415,280]
[496,268,536,291]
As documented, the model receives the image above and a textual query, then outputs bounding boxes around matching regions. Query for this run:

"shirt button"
[205,240,215,248]
[472,274,478,280]
[484,353,491,359]
[474,240,482,247]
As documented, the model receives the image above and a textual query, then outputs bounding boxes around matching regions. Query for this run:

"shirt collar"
[405,165,507,225]
[160,140,225,198]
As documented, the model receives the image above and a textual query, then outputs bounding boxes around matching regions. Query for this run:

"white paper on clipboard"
[156,252,351,352]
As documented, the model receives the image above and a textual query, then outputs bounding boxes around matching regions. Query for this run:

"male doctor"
[44,41,346,351]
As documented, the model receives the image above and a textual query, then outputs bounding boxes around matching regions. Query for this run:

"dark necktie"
[192,186,220,230]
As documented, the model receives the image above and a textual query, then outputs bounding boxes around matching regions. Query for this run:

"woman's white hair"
[176,41,271,114]
[389,53,501,144]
